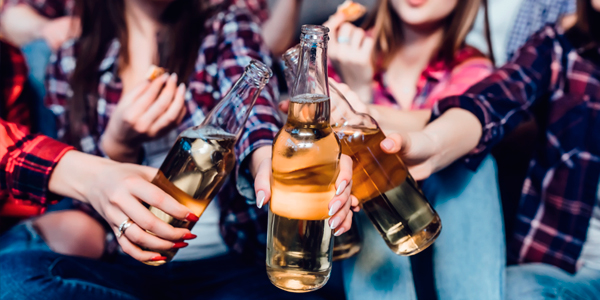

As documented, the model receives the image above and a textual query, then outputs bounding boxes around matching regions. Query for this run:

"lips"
[406,0,427,7]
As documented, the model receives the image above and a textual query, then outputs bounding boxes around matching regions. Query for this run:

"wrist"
[100,134,141,163]
[49,151,115,204]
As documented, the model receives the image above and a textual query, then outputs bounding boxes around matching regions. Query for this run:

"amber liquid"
[332,214,362,261]
[267,94,340,292]
[335,127,441,255]
[144,127,236,266]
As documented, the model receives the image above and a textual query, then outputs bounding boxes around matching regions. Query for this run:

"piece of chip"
[145,65,166,80]
[337,0,367,22]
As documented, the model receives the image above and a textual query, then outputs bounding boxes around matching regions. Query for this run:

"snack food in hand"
[145,65,166,80]
[337,0,367,22]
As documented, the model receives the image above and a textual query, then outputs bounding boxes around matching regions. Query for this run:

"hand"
[101,73,187,162]
[49,151,199,262]
[253,153,359,236]
[40,16,80,50]
[380,132,439,181]
[324,14,374,101]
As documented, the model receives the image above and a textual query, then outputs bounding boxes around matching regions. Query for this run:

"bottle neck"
[202,76,265,140]
[287,94,331,126]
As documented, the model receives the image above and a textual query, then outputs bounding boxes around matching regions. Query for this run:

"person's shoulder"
[451,46,494,73]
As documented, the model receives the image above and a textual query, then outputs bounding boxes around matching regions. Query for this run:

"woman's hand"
[324,13,374,102]
[49,151,198,263]
[252,149,359,236]
[101,73,187,163]
[380,132,439,181]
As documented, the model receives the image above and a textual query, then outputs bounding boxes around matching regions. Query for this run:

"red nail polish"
[182,233,197,240]
[185,213,199,222]
[172,242,188,249]
[150,256,167,262]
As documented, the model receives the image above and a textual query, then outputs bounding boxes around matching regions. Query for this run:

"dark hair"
[362,0,481,70]
[566,0,600,50]
[68,0,216,145]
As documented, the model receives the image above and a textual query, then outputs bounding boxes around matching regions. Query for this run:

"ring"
[116,219,134,238]
[337,36,350,44]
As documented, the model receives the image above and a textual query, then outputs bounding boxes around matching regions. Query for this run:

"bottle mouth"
[245,60,273,87]
[282,45,300,65]
[300,25,329,42]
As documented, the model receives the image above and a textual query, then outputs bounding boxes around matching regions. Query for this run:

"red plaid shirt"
[44,4,282,257]
[0,40,74,214]
[434,25,600,273]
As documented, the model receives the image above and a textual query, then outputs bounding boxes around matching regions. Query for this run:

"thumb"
[380,133,410,155]
[254,159,272,209]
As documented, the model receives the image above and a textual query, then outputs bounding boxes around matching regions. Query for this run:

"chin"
[593,0,600,12]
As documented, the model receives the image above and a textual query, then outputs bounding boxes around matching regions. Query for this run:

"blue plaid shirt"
[434,25,600,273]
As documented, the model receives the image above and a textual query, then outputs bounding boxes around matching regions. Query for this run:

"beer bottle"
[282,42,442,256]
[282,44,363,262]
[145,60,273,266]
[267,25,341,292]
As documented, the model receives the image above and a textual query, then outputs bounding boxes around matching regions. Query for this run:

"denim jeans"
[343,155,506,300]
[507,263,600,300]
[0,222,343,300]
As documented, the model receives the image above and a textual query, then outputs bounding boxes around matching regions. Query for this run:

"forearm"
[100,135,141,164]
[262,0,303,56]
[0,5,48,46]
[423,108,482,173]
[48,151,115,204]
[369,106,431,134]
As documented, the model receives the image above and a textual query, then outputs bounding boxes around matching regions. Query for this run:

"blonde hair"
[365,0,481,70]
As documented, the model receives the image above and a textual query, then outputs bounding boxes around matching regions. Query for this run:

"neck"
[124,0,168,38]
[395,23,445,68]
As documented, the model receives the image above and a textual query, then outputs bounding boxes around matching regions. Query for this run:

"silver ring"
[337,36,350,44]
[116,219,134,238]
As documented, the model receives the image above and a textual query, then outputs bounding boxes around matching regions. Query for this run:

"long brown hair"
[566,0,600,50]
[68,0,217,145]
[363,0,481,70]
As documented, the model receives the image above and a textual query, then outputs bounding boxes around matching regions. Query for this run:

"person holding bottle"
[322,1,506,299]
[378,0,600,298]
[0,0,356,299]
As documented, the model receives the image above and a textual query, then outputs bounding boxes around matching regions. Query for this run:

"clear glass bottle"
[267,25,341,292]
[283,44,363,262]
[145,60,273,266]
[282,43,442,256]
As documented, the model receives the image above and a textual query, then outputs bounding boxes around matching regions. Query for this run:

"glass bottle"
[283,44,363,262]
[283,44,442,256]
[145,60,273,266]
[267,25,341,293]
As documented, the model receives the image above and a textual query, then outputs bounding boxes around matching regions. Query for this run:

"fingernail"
[169,73,177,82]
[150,255,167,262]
[336,180,347,196]
[257,190,266,209]
[330,217,339,230]
[329,201,341,216]
[172,242,188,249]
[182,233,197,240]
[334,228,344,236]
[160,73,169,81]
[178,83,185,93]
[185,213,199,222]
[381,139,394,151]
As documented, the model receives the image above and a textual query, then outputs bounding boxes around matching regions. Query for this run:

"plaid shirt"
[45,5,282,257]
[434,25,600,273]
[0,41,30,130]
[506,0,575,60]
[328,46,493,110]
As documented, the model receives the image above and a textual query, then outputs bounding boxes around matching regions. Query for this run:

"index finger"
[335,154,353,197]
[324,13,347,40]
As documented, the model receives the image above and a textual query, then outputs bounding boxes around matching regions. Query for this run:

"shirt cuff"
[235,126,278,203]
[14,135,75,206]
